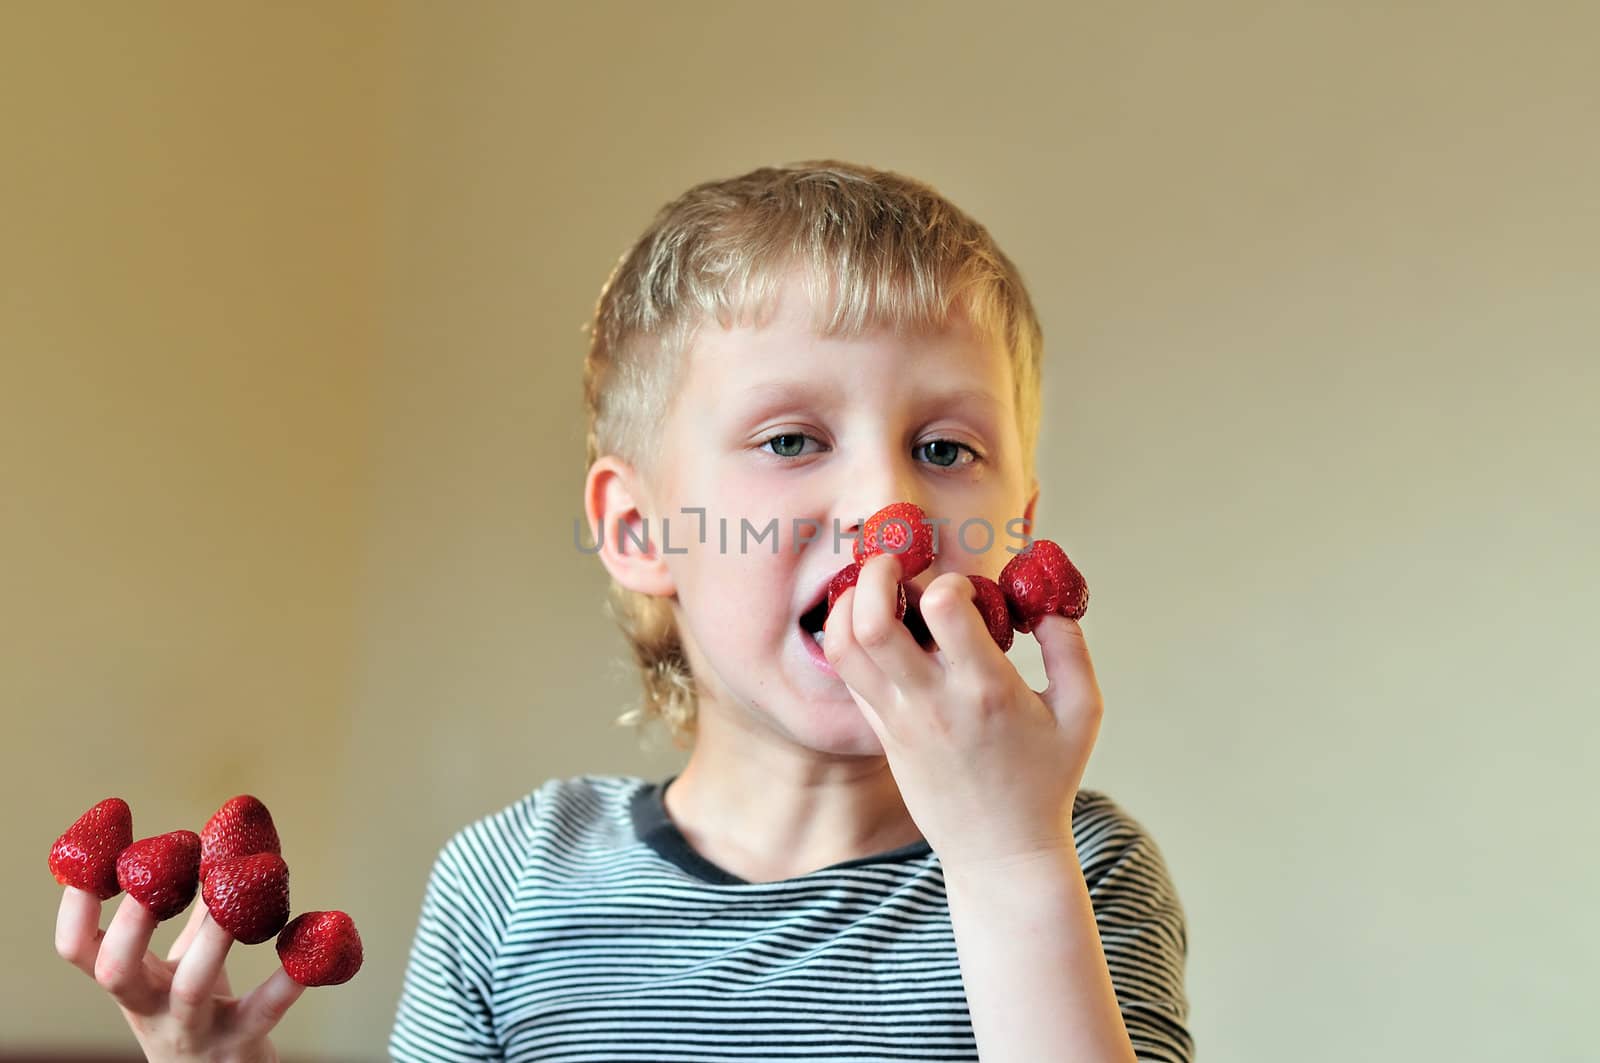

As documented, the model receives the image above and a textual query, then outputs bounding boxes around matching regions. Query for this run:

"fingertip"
[1033,612,1083,639]
[196,907,236,952]
[868,551,901,582]
[274,965,309,1001]
[110,891,158,934]
[58,885,101,921]
[55,886,103,967]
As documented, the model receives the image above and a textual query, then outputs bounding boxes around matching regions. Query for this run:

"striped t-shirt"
[389,773,1194,1061]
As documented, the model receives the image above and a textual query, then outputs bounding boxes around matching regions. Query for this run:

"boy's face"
[628,271,1037,756]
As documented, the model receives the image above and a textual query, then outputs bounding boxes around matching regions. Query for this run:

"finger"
[169,909,235,1031]
[94,894,164,1015]
[917,572,1008,681]
[165,895,209,963]
[168,900,234,996]
[234,967,306,1041]
[822,587,895,711]
[1032,614,1103,723]
[55,886,106,978]
[849,553,939,691]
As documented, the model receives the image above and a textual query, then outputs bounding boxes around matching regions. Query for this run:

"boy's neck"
[662,753,925,884]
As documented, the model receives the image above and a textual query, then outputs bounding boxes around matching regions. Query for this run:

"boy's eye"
[916,439,979,468]
[760,433,981,468]
[763,433,812,458]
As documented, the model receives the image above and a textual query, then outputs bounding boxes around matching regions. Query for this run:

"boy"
[51,160,1192,1061]
[391,160,1194,1060]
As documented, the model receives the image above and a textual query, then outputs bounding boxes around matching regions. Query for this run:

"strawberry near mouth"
[797,574,932,650]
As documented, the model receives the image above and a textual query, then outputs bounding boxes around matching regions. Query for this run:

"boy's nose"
[836,477,929,555]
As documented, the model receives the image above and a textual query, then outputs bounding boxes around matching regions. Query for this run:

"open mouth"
[799,592,829,645]
[796,574,932,650]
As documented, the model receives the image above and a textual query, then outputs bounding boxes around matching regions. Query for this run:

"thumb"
[1032,614,1101,723]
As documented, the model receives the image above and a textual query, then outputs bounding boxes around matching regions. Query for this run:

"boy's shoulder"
[440,771,649,868]
[411,775,653,954]
[1072,785,1165,835]
[1072,785,1140,830]
[1070,786,1183,893]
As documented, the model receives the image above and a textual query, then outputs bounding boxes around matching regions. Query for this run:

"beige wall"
[4,3,1596,1060]
[1,2,380,1052]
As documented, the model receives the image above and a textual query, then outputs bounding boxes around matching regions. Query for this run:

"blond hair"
[581,159,1044,751]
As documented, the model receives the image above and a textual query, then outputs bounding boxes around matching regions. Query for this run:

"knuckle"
[974,681,1011,715]
[263,994,294,1024]
[855,614,896,649]
[921,576,973,618]
[169,976,209,1010]
[821,626,856,665]
[921,588,963,619]
[93,955,133,993]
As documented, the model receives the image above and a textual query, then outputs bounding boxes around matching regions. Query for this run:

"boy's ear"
[584,456,677,598]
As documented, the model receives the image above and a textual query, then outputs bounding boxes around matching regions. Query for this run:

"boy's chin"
[781,697,886,757]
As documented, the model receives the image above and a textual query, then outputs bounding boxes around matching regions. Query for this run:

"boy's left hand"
[823,552,1104,875]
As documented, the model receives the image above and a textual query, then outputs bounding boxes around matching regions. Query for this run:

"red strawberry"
[853,502,935,580]
[200,795,281,882]
[999,538,1090,632]
[116,830,200,922]
[277,910,364,987]
[968,574,1015,652]
[49,797,133,900]
[826,562,859,611]
[202,852,290,944]
[825,562,907,620]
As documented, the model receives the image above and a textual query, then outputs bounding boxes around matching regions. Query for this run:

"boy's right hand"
[55,885,305,1062]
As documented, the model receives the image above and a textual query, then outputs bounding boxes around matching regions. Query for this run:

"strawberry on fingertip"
[203,851,290,944]
[277,910,363,987]
[999,537,1089,632]
[853,502,935,580]
[826,561,908,620]
[968,574,1014,652]
[48,797,132,901]
[116,830,201,922]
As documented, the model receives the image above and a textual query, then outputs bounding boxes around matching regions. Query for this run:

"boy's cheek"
[682,556,784,615]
